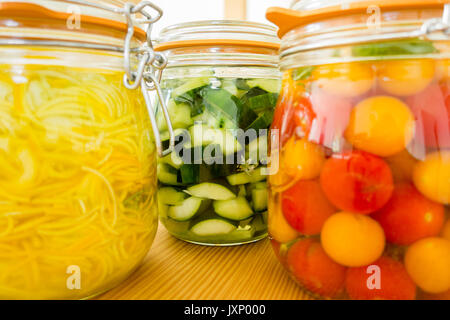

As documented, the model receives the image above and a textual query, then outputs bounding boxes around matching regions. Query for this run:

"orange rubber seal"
[0,2,146,42]
[267,0,448,38]
[154,39,280,51]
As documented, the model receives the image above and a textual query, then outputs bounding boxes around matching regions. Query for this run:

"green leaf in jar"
[199,87,240,128]
[292,66,316,81]
[352,39,438,57]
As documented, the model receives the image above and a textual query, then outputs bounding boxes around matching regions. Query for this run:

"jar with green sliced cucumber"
[154,21,281,245]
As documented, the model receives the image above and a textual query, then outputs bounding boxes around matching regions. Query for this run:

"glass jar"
[267,0,450,300]
[0,0,171,299]
[155,21,281,245]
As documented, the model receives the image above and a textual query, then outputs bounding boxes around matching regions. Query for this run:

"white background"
[151,0,293,36]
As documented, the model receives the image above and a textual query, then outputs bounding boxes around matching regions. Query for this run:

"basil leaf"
[352,39,438,57]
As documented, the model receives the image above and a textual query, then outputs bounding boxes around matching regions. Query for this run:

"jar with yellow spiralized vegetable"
[0,0,171,299]
[266,0,450,300]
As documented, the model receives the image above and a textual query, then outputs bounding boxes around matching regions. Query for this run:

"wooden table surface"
[98,223,312,300]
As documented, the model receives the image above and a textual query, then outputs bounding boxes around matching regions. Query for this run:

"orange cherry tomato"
[320,151,394,214]
[378,59,435,97]
[313,62,375,98]
[406,84,450,149]
[282,180,336,235]
[287,238,346,298]
[405,237,450,294]
[321,212,386,267]
[413,151,450,205]
[282,137,325,180]
[372,183,445,245]
[345,96,415,157]
[345,256,416,300]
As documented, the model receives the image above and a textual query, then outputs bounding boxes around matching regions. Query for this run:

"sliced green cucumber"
[158,187,186,205]
[192,109,221,128]
[171,77,210,98]
[226,167,266,185]
[189,124,242,155]
[157,100,193,131]
[167,196,203,221]
[186,182,235,200]
[190,219,236,236]
[213,197,253,221]
[157,163,180,186]
[252,188,268,212]
[160,152,183,170]
[247,79,281,93]
[221,79,238,96]
[237,185,247,197]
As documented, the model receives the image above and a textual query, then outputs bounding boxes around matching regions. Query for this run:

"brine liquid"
[0,65,158,299]
[269,58,450,300]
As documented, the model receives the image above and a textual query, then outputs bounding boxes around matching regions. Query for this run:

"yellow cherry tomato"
[413,151,450,205]
[313,62,375,97]
[268,192,299,243]
[345,96,415,157]
[320,212,385,267]
[282,137,325,180]
[443,219,450,241]
[378,59,435,96]
[385,149,417,182]
[405,237,450,294]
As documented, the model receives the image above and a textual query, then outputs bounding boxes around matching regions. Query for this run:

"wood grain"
[97,223,313,300]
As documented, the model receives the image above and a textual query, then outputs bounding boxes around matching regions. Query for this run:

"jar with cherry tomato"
[266,0,450,300]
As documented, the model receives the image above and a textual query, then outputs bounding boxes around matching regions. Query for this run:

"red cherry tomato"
[287,238,346,298]
[345,256,416,300]
[320,151,394,214]
[282,180,336,235]
[372,183,445,245]
[406,84,450,149]
[309,86,354,150]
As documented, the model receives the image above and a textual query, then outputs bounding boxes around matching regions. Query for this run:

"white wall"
[246,0,293,25]
[152,0,225,36]
[150,0,293,38]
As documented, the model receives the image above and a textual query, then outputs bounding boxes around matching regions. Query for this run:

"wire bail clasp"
[122,1,174,158]
[420,3,450,37]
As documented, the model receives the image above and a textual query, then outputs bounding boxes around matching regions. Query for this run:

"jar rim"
[156,20,280,51]
[267,0,446,39]
[0,0,148,48]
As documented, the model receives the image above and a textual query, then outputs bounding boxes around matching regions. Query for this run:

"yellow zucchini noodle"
[0,65,158,299]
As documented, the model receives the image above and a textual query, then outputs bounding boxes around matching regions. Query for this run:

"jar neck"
[162,45,279,68]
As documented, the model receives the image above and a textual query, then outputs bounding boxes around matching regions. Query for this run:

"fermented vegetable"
[0,65,157,299]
